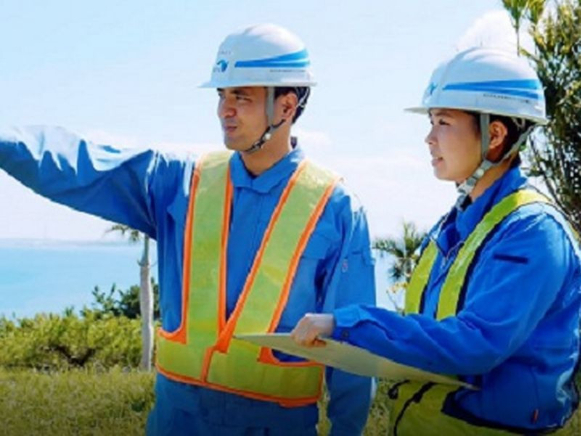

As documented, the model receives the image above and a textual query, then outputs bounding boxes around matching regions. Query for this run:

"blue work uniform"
[332,165,581,432]
[0,126,376,435]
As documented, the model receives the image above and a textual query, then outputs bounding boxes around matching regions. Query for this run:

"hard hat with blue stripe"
[200,23,316,88]
[408,47,548,208]
[407,47,547,125]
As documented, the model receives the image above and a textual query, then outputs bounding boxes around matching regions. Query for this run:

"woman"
[291,47,581,434]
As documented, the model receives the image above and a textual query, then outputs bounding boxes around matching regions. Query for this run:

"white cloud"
[292,127,333,150]
[81,129,222,156]
[150,141,223,159]
[338,153,456,238]
[455,9,531,54]
[79,129,140,148]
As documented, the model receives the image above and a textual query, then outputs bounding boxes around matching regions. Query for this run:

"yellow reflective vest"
[390,190,576,435]
[156,151,339,407]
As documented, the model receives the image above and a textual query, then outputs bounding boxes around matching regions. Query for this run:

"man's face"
[217,87,268,150]
[425,108,481,184]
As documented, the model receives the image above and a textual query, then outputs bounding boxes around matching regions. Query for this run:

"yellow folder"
[237,333,475,389]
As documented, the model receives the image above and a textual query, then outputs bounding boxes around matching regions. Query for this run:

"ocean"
[0,240,395,318]
[0,239,155,318]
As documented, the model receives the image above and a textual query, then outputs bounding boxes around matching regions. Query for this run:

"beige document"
[237,333,474,389]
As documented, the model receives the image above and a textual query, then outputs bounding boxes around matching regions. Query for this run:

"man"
[291,47,581,434]
[0,24,375,435]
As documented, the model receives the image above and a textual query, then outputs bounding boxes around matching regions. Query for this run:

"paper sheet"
[236,333,474,389]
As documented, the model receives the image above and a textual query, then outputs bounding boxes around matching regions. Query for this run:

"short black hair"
[274,87,310,123]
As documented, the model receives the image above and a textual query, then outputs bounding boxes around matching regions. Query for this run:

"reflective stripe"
[405,242,437,314]
[443,79,543,101]
[235,49,310,68]
[157,151,339,406]
[437,190,550,319]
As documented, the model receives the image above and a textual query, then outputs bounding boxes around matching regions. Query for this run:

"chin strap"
[242,87,310,154]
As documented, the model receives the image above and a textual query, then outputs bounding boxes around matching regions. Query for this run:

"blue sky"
[0,0,520,240]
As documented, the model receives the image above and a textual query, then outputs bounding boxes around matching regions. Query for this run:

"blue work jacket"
[0,126,376,435]
[333,165,581,431]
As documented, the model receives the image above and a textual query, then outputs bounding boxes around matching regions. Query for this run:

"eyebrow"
[429,109,453,118]
[217,87,252,96]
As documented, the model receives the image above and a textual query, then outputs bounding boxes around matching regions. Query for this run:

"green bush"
[0,312,142,370]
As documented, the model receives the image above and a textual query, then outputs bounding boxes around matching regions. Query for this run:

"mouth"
[222,125,237,135]
[431,156,443,166]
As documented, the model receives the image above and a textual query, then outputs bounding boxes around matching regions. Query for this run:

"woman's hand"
[290,313,336,347]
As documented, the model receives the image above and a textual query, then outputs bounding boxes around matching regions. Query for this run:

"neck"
[240,134,293,176]
[468,158,514,202]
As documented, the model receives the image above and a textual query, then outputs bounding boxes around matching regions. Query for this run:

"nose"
[425,126,436,147]
[218,97,235,119]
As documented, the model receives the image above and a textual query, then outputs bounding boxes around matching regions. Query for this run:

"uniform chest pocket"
[294,234,330,291]
[278,234,332,329]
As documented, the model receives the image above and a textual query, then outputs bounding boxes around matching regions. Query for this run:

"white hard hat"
[407,47,547,125]
[200,23,316,88]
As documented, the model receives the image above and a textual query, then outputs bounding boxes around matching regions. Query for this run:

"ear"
[486,120,509,162]
[278,92,298,120]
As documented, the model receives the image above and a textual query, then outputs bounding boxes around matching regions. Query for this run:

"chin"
[433,167,463,183]
[432,169,447,181]
[223,138,244,151]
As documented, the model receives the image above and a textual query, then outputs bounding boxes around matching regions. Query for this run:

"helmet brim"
[404,106,428,115]
[404,105,548,125]
[199,80,317,88]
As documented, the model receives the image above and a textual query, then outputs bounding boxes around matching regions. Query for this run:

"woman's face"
[425,108,482,184]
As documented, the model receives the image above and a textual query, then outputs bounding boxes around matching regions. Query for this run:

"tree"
[502,0,546,51]
[373,221,426,312]
[107,224,154,371]
[87,282,160,320]
[503,0,581,232]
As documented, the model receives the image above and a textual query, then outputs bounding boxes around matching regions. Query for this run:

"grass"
[0,368,154,436]
[0,369,578,435]
[0,368,389,435]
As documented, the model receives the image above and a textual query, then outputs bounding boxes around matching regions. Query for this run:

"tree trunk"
[139,235,154,371]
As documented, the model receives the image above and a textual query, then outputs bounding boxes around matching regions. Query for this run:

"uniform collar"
[229,145,305,194]
[432,165,529,255]
[455,165,529,241]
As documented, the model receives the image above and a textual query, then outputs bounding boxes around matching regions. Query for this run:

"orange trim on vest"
[156,364,319,408]
[218,170,233,333]
[158,155,333,406]
[211,160,309,356]
[158,155,205,344]
[259,170,340,364]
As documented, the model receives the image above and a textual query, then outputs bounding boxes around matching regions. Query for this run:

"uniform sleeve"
[0,125,162,238]
[321,190,376,436]
[331,210,578,376]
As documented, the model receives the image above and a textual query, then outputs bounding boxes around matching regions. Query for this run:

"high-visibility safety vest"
[390,190,577,435]
[156,151,340,407]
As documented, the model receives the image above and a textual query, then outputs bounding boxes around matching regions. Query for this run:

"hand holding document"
[237,333,474,389]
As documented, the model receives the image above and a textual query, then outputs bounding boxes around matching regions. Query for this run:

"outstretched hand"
[290,313,335,347]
